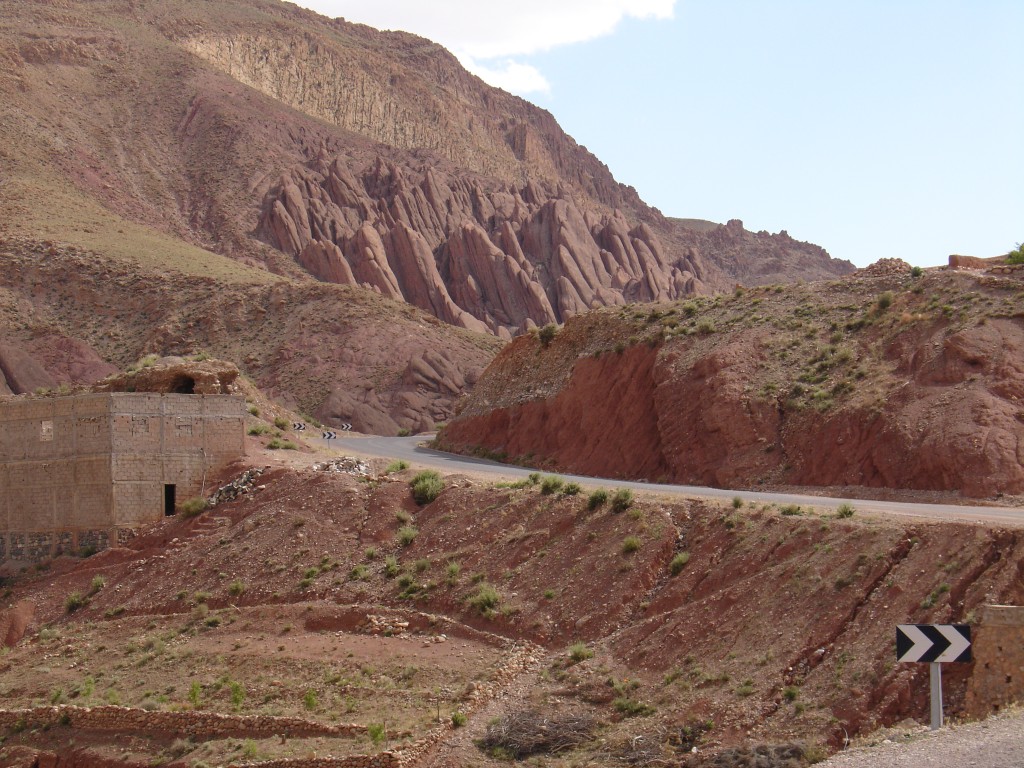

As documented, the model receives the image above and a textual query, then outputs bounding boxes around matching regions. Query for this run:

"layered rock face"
[440,267,1024,497]
[261,159,708,337]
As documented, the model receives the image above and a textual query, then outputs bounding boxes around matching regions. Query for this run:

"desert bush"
[229,680,245,711]
[383,555,400,578]
[783,685,799,702]
[188,681,202,707]
[88,575,106,595]
[385,460,409,474]
[568,642,594,663]
[273,416,290,430]
[65,591,87,613]
[179,497,208,517]
[367,723,386,745]
[451,711,467,727]
[349,565,369,581]
[610,488,633,513]
[247,424,270,436]
[410,470,444,504]
[467,582,502,616]
[910,265,924,277]
[397,525,419,547]
[266,438,296,450]
[670,552,691,575]
[561,482,582,496]
[303,688,318,711]
[539,475,564,495]
[612,697,655,717]
[696,319,716,334]
[732,496,743,509]
[1006,242,1024,264]
[397,428,411,437]
[876,291,894,311]
[227,580,245,597]
[364,546,377,560]
[479,708,594,759]
[538,323,559,347]
[588,489,608,510]
[445,561,461,584]
[836,503,855,518]
[779,504,802,516]
[621,536,641,555]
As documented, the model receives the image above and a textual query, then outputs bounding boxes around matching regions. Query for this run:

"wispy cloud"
[294,0,675,94]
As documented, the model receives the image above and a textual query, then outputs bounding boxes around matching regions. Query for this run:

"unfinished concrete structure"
[0,393,245,565]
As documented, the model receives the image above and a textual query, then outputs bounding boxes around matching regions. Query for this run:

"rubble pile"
[312,457,371,476]
[858,258,913,277]
[364,614,411,637]
[208,467,266,507]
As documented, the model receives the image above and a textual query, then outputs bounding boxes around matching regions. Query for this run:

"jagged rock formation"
[260,159,708,336]
[439,266,1024,498]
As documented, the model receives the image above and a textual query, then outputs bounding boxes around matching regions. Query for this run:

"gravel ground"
[819,707,1024,767]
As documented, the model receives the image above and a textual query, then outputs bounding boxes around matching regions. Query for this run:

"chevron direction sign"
[292,422,306,431]
[322,431,337,440]
[896,624,971,663]
[340,423,352,431]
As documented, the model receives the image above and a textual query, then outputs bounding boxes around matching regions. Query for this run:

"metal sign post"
[929,662,942,730]
[896,624,971,731]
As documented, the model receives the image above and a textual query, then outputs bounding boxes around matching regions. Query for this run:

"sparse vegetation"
[539,475,564,495]
[621,535,641,555]
[178,497,208,517]
[397,525,419,547]
[610,488,633,513]
[385,459,409,474]
[467,582,502,616]
[568,642,594,663]
[836,503,855,519]
[538,323,558,347]
[587,488,608,510]
[410,470,444,504]
[670,552,691,575]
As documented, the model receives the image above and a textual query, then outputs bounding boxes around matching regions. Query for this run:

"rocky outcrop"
[95,357,240,395]
[440,268,1024,497]
[260,159,710,336]
[0,343,57,395]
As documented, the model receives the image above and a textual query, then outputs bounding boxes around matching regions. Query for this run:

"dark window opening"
[169,375,196,394]
[164,484,176,516]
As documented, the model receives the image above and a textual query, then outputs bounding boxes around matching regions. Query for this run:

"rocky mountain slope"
[439,262,1024,498]
[0,0,851,421]
[1,447,1022,765]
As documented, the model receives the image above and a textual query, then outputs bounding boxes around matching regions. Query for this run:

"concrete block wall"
[1,393,245,565]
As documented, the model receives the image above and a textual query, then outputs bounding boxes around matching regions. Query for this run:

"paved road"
[313,435,1024,527]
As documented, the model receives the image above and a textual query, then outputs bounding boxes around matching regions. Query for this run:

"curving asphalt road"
[312,434,1024,527]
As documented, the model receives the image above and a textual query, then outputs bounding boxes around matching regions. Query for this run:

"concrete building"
[0,392,245,565]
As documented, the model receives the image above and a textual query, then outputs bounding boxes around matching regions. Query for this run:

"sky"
[292,1,1023,268]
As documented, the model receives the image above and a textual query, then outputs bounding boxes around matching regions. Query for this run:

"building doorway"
[164,484,176,516]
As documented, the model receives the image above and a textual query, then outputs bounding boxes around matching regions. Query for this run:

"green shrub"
[188,681,201,707]
[780,504,802,516]
[783,685,799,702]
[303,688,318,711]
[538,323,558,347]
[696,319,716,334]
[539,476,564,495]
[364,546,377,560]
[385,460,409,474]
[527,472,541,485]
[876,291,894,311]
[246,404,259,416]
[349,565,369,581]
[247,424,270,436]
[383,556,400,578]
[410,470,444,504]
[588,489,608,510]
[368,723,386,745]
[266,438,297,450]
[610,488,633,513]
[561,482,581,496]
[1006,242,1024,264]
[88,575,106,595]
[397,526,419,547]
[731,496,743,509]
[613,697,655,717]
[445,561,461,584]
[229,680,245,711]
[228,580,245,597]
[397,427,412,437]
[836,503,855,519]
[621,536,641,555]
[910,265,924,277]
[568,642,594,663]
[65,591,87,613]
[451,711,467,727]
[670,552,691,575]
[273,416,290,430]
[179,497,208,517]
[467,583,501,616]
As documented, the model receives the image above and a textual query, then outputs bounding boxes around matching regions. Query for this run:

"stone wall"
[964,605,1024,718]
[0,393,244,565]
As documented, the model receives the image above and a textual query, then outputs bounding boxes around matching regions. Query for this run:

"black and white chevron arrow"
[322,431,337,440]
[896,624,971,663]
[340,423,352,431]
[292,422,306,431]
